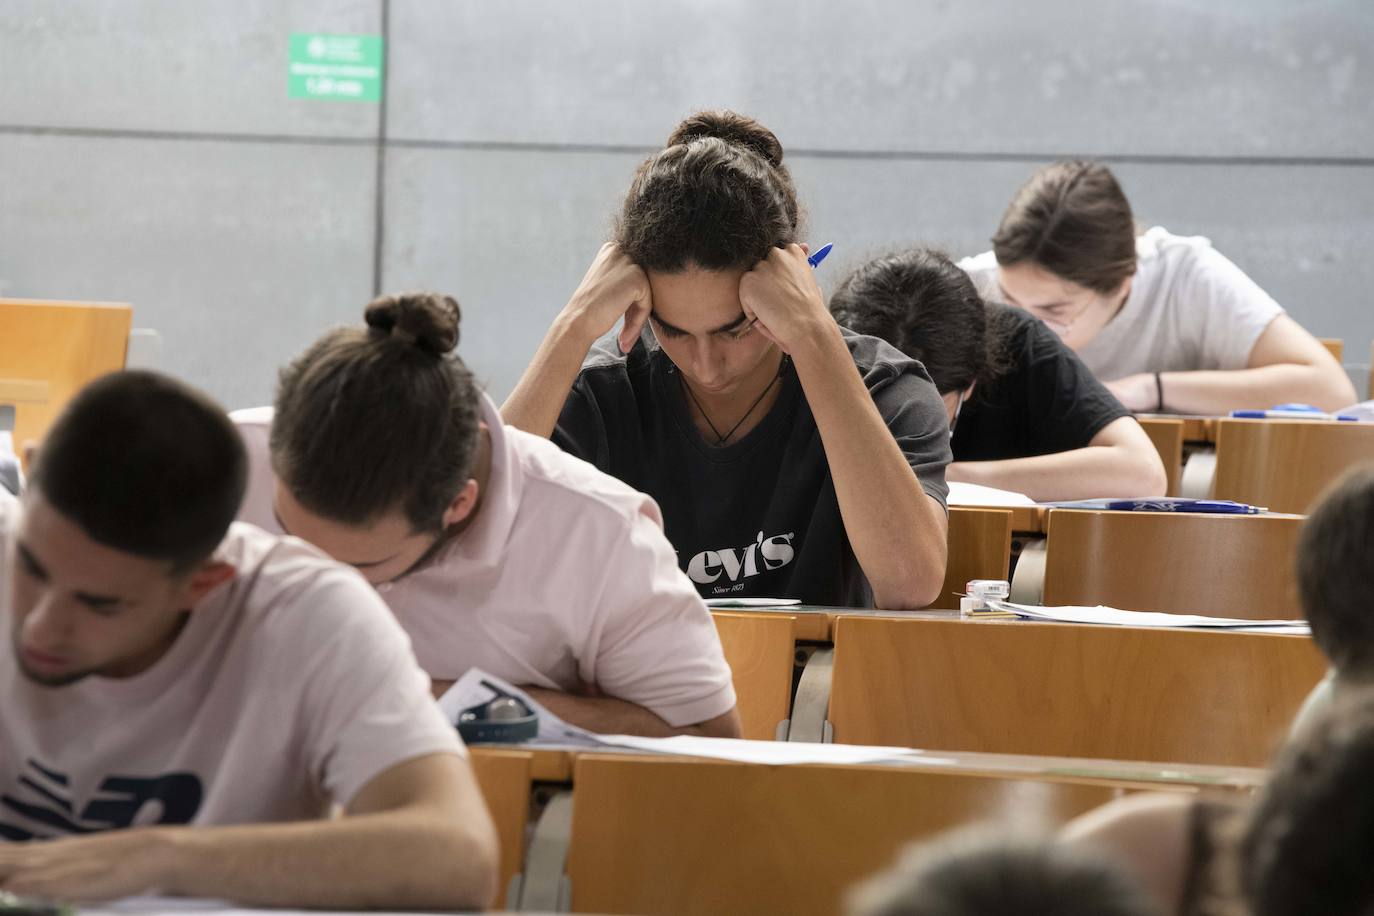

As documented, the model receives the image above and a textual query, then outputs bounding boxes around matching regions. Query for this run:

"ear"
[182,562,237,609]
[441,478,480,528]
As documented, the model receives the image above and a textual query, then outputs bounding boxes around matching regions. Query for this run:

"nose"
[21,590,74,650]
[689,337,729,388]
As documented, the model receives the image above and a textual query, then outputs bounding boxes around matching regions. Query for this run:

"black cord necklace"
[680,356,789,446]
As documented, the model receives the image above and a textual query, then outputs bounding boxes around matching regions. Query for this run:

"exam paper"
[704,597,802,608]
[989,600,1309,633]
[595,734,950,767]
[947,481,1037,507]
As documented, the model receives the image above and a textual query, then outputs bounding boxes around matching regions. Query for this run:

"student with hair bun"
[830,248,1166,501]
[961,161,1354,414]
[234,292,741,739]
[504,111,951,610]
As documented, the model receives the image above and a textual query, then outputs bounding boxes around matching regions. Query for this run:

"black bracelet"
[1154,372,1164,412]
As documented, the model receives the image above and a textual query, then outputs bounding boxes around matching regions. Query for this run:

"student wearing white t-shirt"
[0,372,497,908]
[233,293,740,739]
[960,161,1355,415]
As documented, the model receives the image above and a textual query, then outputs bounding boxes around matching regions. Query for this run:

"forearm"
[948,446,1167,502]
[1160,364,1356,414]
[523,687,740,737]
[160,810,496,910]
[500,313,594,438]
[790,324,947,609]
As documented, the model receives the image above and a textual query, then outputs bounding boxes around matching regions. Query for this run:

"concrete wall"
[3,0,1372,408]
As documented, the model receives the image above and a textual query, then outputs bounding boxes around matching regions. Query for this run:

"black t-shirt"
[952,306,1131,461]
[553,329,951,607]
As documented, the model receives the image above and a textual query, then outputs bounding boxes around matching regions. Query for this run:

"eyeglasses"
[1025,296,1099,338]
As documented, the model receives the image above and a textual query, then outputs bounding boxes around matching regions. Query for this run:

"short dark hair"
[29,370,247,572]
[1239,691,1374,916]
[991,161,1137,295]
[848,828,1158,916]
[1297,464,1374,672]
[615,110,800,272]
[829,248,1009,395]
[270,292,480,533]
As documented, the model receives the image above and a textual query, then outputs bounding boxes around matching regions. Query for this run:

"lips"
[21,646,69,673]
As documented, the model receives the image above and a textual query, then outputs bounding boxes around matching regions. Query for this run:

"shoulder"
[958,250,1002,300]
[228,406,274,464]
[1136,226,1221,280]
[506,425,663,529]
[215,523,404,652]
[841,327,936,390]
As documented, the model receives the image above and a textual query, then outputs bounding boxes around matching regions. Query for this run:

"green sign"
[288,33,383,102]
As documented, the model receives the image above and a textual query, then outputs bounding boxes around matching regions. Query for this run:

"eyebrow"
[19,543,121,607]
[651,311,749,336]
[273,504,402,570]
[999,286,1068,310]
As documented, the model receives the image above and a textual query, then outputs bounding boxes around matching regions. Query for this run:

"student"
[1285,464,1374,735]
[960,161,1355,415]
[234,293,740,738]
[830,249,1166,501]
[1238,690,1374,916]
[0,371,497,908]
[502,111,951,609]
[847,827,1160,916]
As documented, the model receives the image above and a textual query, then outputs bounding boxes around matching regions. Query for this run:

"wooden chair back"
[712,611,797,740]
[1319,337,1344,362]
[1211,418,1374,515]
[1137,417,1185,496]
[1042,509,1305,619]
[0,299,132,454]
[469,748,533,909]
[828,616,1325,766]
[566,754,1152,916]
[936,508,1013,609]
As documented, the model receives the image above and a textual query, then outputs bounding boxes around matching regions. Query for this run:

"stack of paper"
[987,600,1309,635]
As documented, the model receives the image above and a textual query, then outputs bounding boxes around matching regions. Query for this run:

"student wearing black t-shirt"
[829,249,1165,501]
[502,112,951,609]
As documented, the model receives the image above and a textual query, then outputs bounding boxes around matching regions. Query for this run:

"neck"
[682,348,787,445]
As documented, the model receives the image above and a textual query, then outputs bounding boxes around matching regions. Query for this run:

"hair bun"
[667,110,785,168]
[364,292,461,356]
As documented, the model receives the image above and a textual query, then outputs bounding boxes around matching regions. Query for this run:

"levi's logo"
[687,531,796,594]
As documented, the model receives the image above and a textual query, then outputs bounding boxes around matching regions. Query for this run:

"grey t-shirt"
[961,227,1285,382]
[552,327,951,607]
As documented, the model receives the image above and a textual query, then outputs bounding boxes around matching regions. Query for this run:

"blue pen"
[807,243,834,268]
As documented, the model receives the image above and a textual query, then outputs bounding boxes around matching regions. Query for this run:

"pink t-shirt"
[232,395,736,729]
[0,492,462,840]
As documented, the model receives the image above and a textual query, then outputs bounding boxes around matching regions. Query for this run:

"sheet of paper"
[704,597,802,608]
[594,734,954,767]
[947,480,1037,507]
[83,900,430,916]
[435,668,606,747]
[989,600,1308,632]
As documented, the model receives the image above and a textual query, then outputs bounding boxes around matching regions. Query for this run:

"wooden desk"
[828,614,1324,766]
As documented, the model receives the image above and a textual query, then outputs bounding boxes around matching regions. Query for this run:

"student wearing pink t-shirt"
[233,293,740,739]
[0,372,497,908]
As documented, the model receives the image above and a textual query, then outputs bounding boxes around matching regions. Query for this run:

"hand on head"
[739,243,830,354]
[566,242,654,354]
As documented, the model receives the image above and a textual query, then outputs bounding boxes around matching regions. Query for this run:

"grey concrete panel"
[388,0,1374,158]
[0,134,376,409]
[381,146,643,402]
[0,0,380,137]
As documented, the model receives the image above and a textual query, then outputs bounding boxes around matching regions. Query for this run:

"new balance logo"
[0,758,203,841]
[687,531,796,592]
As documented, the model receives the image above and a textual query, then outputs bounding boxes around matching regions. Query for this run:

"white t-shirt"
[0,492,462,841]
[232,394,736,729]
[960,226,1285,381]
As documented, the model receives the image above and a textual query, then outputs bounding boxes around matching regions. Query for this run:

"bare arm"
[1106,315,1356,414]
[743,245,948,610]
[524,687,743,738]
[1061,793,1195,916]
[0,753,499,910]
[502,243,652,437]
[947,416,1167,501]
